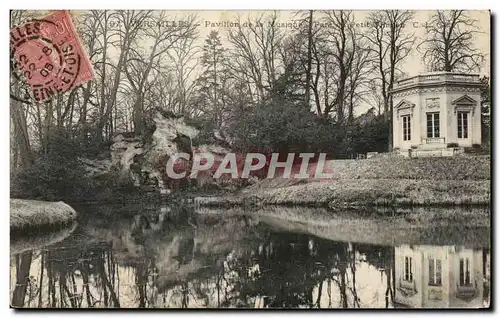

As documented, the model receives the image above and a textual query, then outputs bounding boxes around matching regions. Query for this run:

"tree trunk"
[133,95,143,135]
[387,94,393,151]
[11,100,32,167]
[305,10,313,106]
[11,251,33,308]
[79,81,92,145]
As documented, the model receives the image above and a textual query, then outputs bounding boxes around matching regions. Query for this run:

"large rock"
[109,133,145,186]
[110,134,144,171]
[146,111,199,160]
[141,112,200,190]
[108,111,201,192]
[81,109,236,193]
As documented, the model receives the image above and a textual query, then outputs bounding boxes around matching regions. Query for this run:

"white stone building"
[390,72,484,157]
[394,244,484,308]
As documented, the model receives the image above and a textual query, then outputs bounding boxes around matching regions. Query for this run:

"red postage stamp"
[10,10,94,103]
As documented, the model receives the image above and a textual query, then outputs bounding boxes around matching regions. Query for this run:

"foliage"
[229,94,389,158]
[230,98,336,154]
[351,116,390,155]
[480,76,490,145]
[11,132,96,202]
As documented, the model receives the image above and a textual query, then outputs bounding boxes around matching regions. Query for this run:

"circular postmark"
[10,17,82,102]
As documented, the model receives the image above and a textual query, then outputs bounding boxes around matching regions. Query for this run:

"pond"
[10,205,491,309]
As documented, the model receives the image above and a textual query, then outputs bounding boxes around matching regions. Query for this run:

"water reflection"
[10,206,490,309]
[394,245,489,308]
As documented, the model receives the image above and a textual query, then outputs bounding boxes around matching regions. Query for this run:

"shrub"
[351,117,390,155]
[472,143,482,148]
[229,101,390,158]
[11,132,96,202]
[447,143,459,148]
[230,98,337,154]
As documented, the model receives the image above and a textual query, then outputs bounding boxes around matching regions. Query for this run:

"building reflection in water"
[394,245,489,308]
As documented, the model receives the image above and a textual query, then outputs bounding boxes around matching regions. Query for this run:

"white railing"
[394,72,480,89]
[451,74,480,82]
[421,137,446,144]
[421,74,441,82]
[396,77,417,87]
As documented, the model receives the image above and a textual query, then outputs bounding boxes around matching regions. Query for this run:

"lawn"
[198,154,491,208]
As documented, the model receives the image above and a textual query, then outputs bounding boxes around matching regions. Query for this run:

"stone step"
[410,147,463,158]
[418,143,447,150]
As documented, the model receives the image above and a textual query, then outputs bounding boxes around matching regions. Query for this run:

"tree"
[166,36,200,116]
[124,12,197,136]
[345,38,373,123]
[306,10,371,124]
[365,10,415,150]
[305,10,314,106]
[197,30,227,128]
[321,11,357,122]
[419,10,485,72]
[10,10,38,169]
[230,82,336,154]
[290,10,324,112]
[78,10,111,144]
[227,12,286,104]
[90,10,153,143]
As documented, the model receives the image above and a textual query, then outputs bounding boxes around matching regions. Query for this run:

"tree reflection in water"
[10,208,489,309]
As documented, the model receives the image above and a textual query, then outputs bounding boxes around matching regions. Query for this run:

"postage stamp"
[10,10,94,103]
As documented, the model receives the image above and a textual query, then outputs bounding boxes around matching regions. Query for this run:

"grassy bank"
[324,154,490,180]
[10,199,77,233]
[196,155,491,208]
[196,179,490,208]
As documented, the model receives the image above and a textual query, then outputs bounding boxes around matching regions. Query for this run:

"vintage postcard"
[9,9,491,309]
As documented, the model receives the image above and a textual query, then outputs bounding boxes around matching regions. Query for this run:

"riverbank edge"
[194,179,491,208]
[10,199,78,234]
[195,206,491,248]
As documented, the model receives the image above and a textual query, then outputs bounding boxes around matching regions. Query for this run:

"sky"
[158,10,491,77]
[66,10,490,77]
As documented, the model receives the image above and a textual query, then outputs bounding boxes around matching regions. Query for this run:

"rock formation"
[80,109,235,194]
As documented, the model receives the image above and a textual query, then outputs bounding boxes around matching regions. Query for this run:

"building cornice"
[390,81,484,95]
[391,84,482,98]
[389,72,485,96]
